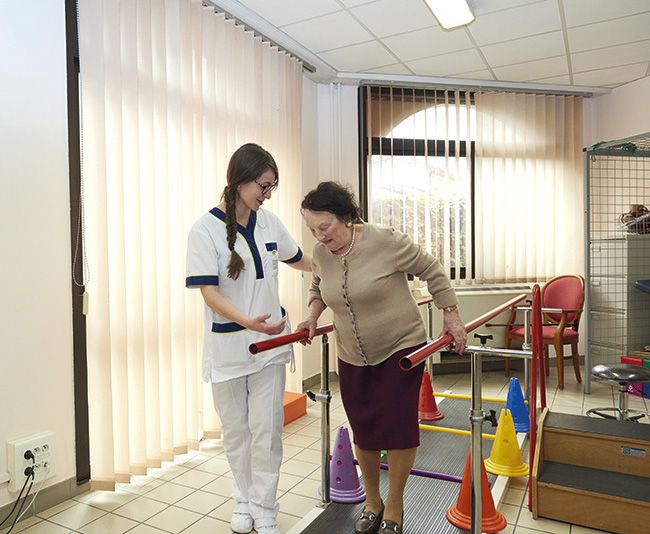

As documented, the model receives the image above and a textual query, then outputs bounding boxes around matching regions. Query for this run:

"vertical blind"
[363,86,584,285]
[363,86,474,283]
[79,0,303,488]
[474,92,583,283]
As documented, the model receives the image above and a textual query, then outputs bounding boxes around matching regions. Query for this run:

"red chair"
[504,275,584,390]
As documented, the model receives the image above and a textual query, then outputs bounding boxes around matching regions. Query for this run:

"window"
[359,86,475,281]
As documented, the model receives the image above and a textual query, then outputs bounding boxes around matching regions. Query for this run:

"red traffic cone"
[446,450,507,533]
[418,371,444,421]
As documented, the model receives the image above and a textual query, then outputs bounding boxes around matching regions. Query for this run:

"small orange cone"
[418,371,444,421]
[446,450,507,533]
[485,409,528,477]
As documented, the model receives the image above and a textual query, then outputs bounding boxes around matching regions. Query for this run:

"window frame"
[357,85,476,280]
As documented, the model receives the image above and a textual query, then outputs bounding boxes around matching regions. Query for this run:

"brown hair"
[301,181,363,224]
[222,143,278,279]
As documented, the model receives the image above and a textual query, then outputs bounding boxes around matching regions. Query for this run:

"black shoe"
[379,512,403,534]
[354,502,384,534]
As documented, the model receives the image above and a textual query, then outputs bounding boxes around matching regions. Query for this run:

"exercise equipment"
[484,409,528,477]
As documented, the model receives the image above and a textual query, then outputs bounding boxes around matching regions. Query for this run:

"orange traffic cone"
[418,371,444,421]
[485,409,528,477]
[446,450,507,533]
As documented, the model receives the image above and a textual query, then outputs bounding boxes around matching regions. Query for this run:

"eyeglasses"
[254,178,278,195]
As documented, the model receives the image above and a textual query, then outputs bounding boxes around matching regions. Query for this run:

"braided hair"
[222,143,279,279]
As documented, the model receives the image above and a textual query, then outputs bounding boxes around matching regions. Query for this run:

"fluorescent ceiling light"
[423,0,475,30]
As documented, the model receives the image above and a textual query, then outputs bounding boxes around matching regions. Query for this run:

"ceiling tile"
[481,31,565,67]
[318,41,397,71]
[528,74,572,84]
[366,63,413,75]
[407,48,486,76]
[350,0,434,38]
[563,0,650,28]
[471,0,538,16]
[572,62,648,86]
[568,12,650,52]
[572,40,650,73]
[281,11,373,53]
[338,0,374,6]
[450,68,496,81]
[493,55,568,82]
[240,0,342,27]
[382,26,473,62]
[468,0,561,45]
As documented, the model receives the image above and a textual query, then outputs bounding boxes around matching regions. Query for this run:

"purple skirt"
[338,343,426,450]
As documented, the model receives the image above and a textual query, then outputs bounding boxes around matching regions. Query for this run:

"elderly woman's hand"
[294,316,318,345]
[440,307,466,355]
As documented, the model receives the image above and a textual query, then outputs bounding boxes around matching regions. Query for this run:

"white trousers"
[211,363,286,520]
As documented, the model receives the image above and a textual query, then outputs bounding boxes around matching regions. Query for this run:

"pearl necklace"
[339,224,356,258]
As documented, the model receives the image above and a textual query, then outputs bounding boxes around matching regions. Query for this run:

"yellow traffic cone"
[485,408,529,477]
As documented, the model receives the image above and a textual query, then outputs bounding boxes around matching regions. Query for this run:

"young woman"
[186,143,310,534]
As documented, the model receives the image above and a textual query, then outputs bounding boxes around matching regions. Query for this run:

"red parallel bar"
[416,297,433,306]
[528,284,542,511]
[248,323,334,354]
[399,293,528,370]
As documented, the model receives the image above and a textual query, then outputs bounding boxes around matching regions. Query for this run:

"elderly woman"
[296,181,466,534]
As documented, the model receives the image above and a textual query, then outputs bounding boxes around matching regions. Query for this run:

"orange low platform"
[283,391,307,426]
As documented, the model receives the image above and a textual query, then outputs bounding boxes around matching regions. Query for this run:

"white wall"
[584,76,650,146]
[0,0,76,505]
[299,81,360,383]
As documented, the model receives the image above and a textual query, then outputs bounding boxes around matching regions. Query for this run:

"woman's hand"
[246,314,287,335]
[294,316,318,345]
[440,308,467,355]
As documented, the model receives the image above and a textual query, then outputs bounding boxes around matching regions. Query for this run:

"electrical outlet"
[7,432,56,492]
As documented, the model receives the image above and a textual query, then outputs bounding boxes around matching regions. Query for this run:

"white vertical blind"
[474,92,583,283]
[79,0,303,487]
[366,87,474,283]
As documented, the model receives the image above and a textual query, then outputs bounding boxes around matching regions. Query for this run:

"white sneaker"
[254,518,280,534]
[230,509,253,534]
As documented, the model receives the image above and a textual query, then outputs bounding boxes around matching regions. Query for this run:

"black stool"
[586,364,650,421]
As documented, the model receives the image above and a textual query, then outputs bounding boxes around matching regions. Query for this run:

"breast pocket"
[264,242,279,278]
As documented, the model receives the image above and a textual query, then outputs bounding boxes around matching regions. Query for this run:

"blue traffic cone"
[505,377,529,433]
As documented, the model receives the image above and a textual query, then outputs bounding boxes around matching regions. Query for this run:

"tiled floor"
[3,367,648,534]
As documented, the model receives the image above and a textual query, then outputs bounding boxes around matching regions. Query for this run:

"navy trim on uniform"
[283,248,303,264]
[186,275,219,287]
[209,207,264,279]
[265,242,278,251]
[211,321,247,333]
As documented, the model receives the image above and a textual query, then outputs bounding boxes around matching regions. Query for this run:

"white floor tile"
[516,507,570,533]
[74,489,137,511]
[200,476,232,498]
[112,496,168,522]
[0,514,42,534]
[16,521,71,534]
[142,482,195,505]
[36,499,78,519]
[174,489,227,515]
[77,512,138,534]
[144,505,202,533]
[46,502,106,530]
[193,457,230,476]
[277,492,321,517]
[167,469,215,490]
[180,515,233,534]
[122,524,168,534]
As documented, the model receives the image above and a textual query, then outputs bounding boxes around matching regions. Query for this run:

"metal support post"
[522,309,531,401]
[470,348,484,534]
[319,334,331,506]
[426,303,433,376]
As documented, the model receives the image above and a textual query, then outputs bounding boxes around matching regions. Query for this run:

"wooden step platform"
[532,409,650,534]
